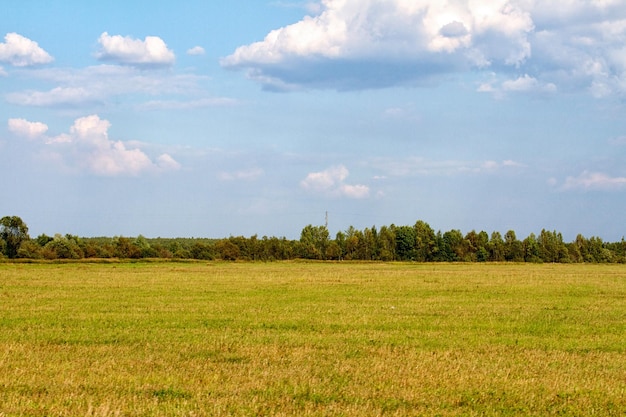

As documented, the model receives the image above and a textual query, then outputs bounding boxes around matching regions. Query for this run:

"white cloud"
[478,73,557,97]
[339,184,370,199]
[482,160,500,170]
[5,65,218,109]
[138,97,238,111]
[7,86,99,107]
[8,115,180,176]
[382,104,421,122]
[222,0,534,90]
[0,66,6,76]
[502,159,526,168]
[502,74,557,93]
[482,159,527,170]
[562,171,626,191]
[222,0,626,96]
[157,154,181,171]
[219,168,264,181]
[270,1,322,14]
[300,165,370,198]
[96,32,175,67]
[301,165,348,190]
[186,46,205,56]
[8,118,49,139]
[371,157,525,177]
[0,33,53,67]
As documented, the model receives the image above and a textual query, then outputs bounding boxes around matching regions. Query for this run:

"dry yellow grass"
[0,262,624,416]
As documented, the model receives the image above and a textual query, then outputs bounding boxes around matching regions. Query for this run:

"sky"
[1,0,626,241]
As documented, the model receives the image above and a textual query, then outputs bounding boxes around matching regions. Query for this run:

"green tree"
[334,231,347,260]
[36,233,54,247]
[358,227,377,260]
[43,234,83,259]
[476,247,489,262]
[215,239,240,260]
[488,231,505,262]
[325,241,342,260]
[587,236,612,263]
[299,225,330,260]
[17,240,43,259]
[0,216,30,259]
[523,233,541,263]
[190,241,215,260]
[463,230,481,262]
[366,226,380,260]
[227,236,250,260]
[437,230,464,261]
[344,226,360,260]
[395,225,416,261]
[414,221,437,261]
[504,230,524,262]
[134,235,157,258]
[377,225,395,261]
[113,237,141,259]
[538,229,569,263]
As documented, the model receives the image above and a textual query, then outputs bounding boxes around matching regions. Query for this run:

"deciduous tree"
[0,216,29,259]
[299,225,330,260]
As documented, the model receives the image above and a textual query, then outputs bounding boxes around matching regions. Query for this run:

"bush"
[17,240,43,259]
[43,235,83,259]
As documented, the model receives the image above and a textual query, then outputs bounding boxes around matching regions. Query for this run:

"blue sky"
[2,0,626,241]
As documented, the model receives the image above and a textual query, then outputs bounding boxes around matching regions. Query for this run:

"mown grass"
[0,262,624,416]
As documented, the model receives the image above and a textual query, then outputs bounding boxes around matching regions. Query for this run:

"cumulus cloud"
[300,165,370,198]
[222,0,626,96]
[0,33,53,67]
[96,32,175,67]
[8,115,180,176]
[186,46,205,56]
[8,118,49,139]
[562,171,626,191]
[222,0,534,90]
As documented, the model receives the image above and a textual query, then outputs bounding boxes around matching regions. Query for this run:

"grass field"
[0,262,624,416]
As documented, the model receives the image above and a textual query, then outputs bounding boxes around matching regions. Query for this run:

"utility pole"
[325,211,328,229]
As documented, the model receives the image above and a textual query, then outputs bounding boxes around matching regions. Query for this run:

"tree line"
[1,215,625,263]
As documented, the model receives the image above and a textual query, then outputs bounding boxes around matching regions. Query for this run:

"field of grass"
[0,262,624,416]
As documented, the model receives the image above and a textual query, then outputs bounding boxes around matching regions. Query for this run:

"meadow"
[0,262,624,416]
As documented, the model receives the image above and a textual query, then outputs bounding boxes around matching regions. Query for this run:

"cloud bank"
[222,0,626,96]
[0,33,53,67]
[8,115,180,176]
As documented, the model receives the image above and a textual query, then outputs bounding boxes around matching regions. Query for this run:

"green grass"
[0,262,624,416]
